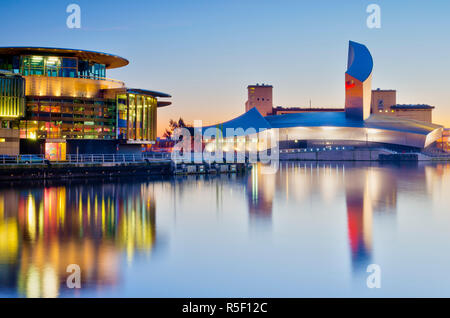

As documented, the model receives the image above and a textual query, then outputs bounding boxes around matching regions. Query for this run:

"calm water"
[1,162,450,297]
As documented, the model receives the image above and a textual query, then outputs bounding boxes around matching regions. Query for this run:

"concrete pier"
[0,160,250,181]
[172,162,247,175]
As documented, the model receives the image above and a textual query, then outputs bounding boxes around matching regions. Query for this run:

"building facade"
[245,84,273,116]
[371,89,396,114]
[437,128,450,152]
[0,47,171,158]
[0,70,24,155]
[390,104,434,123]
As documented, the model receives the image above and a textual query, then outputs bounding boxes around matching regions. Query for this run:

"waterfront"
[1,162,450,297]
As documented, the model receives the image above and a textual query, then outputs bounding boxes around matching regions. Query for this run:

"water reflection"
[1,162,450,297]
[245,162,442,274]
[344,166,398,271]
[247,164,275,225]
[0,182,156,297]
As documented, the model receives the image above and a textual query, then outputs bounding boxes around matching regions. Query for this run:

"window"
[20,56,79,78]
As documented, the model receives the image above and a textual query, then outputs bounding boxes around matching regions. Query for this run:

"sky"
[1,0,450,136]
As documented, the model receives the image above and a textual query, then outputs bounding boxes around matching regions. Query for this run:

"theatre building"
[0,47,171,159]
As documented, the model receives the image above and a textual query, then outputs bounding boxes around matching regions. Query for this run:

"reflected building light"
[3,183,160,297]
[0,217,19,263]
[27,195,36,241]
[42,265,58,298]
[346,170,373,271]
[25,265,40,298]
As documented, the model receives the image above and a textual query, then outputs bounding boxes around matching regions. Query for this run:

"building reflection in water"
[345,165,403,271]
[246,164,275,226]
[244,162,435,274]
[0,182,157,297]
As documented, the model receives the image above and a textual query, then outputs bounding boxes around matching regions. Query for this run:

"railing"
[77,75,125,85]
[279,146,355,154]
[0,152,172,165]
[23,73,125,86]
[67,153,171,163]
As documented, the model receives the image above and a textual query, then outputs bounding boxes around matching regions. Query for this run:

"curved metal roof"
[266,111,441,135]
[346,41,373,82]
[0,47,129,69]
[202,107,271,136]
[203,108,441,137]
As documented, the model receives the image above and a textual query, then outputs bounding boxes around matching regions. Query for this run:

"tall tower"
[245,84,273,116]
[345,41,373,121]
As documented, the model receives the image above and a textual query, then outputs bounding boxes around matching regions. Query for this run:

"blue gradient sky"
[1,0,449,135]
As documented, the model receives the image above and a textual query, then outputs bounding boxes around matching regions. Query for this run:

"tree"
[163,117,190,139]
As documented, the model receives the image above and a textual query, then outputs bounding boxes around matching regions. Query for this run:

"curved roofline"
[202,107,272,136]
[346,41,373,82]
[126,88,171,98]
[0,47,129,69]
[265,111,441,135]
[157,101,172,108]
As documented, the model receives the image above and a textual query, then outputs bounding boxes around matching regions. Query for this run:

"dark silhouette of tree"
[163,117,191,139]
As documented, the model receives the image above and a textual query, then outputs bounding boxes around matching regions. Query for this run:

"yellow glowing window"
[0,138,5,142]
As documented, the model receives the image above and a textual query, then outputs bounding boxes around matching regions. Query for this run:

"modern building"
[371,89,396,113]
[0,47,171,158]
[245,84,273,116]
[208,41,443,151]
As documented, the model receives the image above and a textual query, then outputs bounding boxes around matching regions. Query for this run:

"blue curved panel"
[346,41,373,82]
[202,107,272,137]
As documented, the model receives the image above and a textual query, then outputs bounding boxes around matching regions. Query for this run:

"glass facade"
[0,74,25,118]
[0,55,20,74]
[116,93,157,141]
[78,60,106,79]
[20,97,116,140]
[18,55,105,79]
[0,51,165,147]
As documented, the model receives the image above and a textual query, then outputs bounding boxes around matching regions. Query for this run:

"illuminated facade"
[0,71,24,154]
[0,47,171,157]
[437,128,450,152]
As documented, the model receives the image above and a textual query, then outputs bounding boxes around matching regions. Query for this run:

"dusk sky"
[1,0,450,136]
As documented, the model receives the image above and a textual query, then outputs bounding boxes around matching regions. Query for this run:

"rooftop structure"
[390,104,434,110]
[245,84,273,116]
